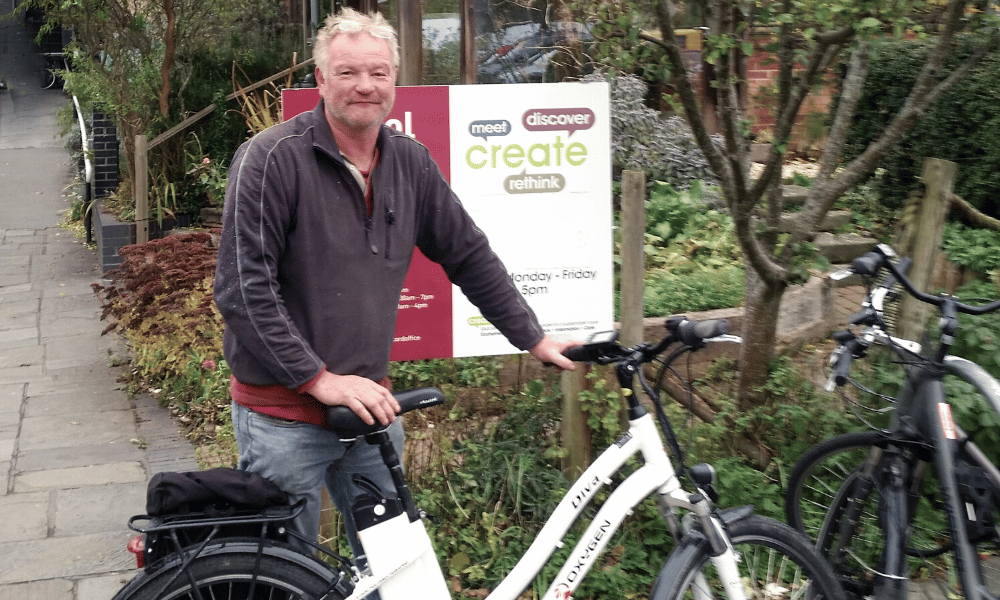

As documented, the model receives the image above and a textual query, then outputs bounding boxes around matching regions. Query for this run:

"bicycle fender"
[648,531,716,600]
[111,539,343,600]
[717,504,755,525]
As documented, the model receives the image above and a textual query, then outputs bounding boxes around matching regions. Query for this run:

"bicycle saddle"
[325,387,445,440]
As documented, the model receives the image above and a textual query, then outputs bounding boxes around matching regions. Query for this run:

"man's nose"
[355,74,376,92]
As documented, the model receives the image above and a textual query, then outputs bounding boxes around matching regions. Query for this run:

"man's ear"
[314,66,325,86]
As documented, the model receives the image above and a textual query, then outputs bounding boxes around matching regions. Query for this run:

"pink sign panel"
[281,86,454,361]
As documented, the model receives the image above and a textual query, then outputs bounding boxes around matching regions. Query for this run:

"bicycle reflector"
[127,535,146,569]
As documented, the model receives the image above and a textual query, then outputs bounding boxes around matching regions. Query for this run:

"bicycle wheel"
[113,540,344,600]
[785,430,885,543]
[785,430,950,560]
[649,514,846,600]
[815,434,1000,599]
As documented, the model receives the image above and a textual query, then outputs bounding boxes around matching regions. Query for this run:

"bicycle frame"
[902,366,1000,600]
[344,407,744,600]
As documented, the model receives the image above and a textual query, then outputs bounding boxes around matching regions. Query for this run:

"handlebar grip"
[562,345,598,362]
[676,319,730,347]
[851,251,884,277]
[832,346,854,387]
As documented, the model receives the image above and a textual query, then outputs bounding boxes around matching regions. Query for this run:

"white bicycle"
[113,317,845,600]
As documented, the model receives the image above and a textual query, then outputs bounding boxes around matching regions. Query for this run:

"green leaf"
[860,17,881,30]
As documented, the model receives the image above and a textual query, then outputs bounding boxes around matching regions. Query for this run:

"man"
[213,7,576,556]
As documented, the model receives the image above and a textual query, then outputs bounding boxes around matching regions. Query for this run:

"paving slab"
[0,490,50,542]
[0,579,74,600]
[0,531,135,584]
[0,327,37,345]
[24,389,132,418]
[79,573,138,600]
[18,409,136,451]
[0,343,44,370]
[54,483,147,536]
[14,442,144,472]
[14,462,147,492]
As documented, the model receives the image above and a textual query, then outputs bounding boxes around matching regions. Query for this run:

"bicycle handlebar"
[561,317,732,365]
[853,244,1000,316]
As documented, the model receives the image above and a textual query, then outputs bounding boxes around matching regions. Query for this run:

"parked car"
[477,21,593,84]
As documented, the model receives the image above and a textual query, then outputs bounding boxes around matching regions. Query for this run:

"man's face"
[316,32,397,134]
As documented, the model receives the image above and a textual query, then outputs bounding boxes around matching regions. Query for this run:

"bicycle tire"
[112,539,344,600]
[649,514,847,600]
[41,67,58,89]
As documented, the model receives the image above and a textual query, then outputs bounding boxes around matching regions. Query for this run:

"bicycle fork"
[658,489,750,600]
[872,450,912,600]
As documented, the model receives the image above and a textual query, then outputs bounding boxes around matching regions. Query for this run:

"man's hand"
[303,371,400,426]
[529,335,580,371]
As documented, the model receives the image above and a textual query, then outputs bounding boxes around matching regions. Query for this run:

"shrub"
[844,35,1000,217]
[640,192,745,316]
[584,72,718,193]
[943,223,1000,275]
[93,232,229,445]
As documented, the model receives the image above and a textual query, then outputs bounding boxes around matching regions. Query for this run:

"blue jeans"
[231,402,405,561]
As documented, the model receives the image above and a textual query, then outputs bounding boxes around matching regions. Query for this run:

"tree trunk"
[733,277,786,468]
[159,0,176,118]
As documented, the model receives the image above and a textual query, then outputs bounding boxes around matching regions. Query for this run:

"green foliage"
[844,35,1000,217]
[645,181,699,244]
[389,356,502,391]
[951,279,1000,379]
[644,266,744,316]
[640,189,744,316]
[576,367,625,449]
[943,223,1000,275]
[833,169,896,241]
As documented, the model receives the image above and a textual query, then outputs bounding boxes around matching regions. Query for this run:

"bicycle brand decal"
[566,519,612,583]
[571,475,602,509]
[938,402,958,440]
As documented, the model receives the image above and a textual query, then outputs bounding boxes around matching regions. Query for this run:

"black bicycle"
[784,243,1000,600]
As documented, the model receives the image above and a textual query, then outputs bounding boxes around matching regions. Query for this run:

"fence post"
[620,170,646,411]
[135,134,149,244]
[620,170,646,347]
[560,366,591,479]
[896,157,956,343]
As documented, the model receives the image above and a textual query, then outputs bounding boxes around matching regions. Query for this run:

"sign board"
[282,82,613,361]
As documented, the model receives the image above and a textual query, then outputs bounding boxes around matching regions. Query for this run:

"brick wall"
[745,31,835,153]
[91,111,118,198]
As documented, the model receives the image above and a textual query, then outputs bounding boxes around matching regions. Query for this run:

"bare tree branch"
[951,193,1000,230]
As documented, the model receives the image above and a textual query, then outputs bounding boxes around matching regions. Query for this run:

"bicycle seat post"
[366,431,419,521]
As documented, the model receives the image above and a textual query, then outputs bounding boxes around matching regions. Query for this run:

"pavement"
[0,7,200,600]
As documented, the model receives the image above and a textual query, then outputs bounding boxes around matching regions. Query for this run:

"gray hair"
[314,7,400,73]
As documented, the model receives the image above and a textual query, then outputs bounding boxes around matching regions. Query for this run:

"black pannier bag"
[146,468,288,515]
[142,468,294,569]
